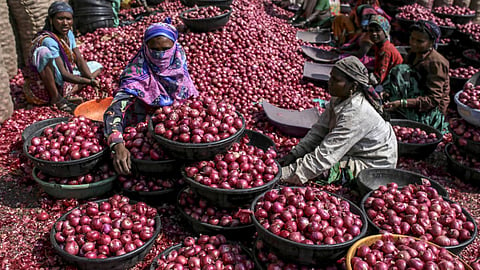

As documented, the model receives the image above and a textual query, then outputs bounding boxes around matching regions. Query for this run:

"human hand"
[282,174,303,185]
[383,100,401,111]
[90,78,100,89]
[277,153,296,166]
[112,143,131,175]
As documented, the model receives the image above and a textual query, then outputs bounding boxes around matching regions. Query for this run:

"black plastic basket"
[250,188,368,266]
[360,190,478,255]
[194,0,233,6]
[148,113,245,161]
[448,125,480,155]
[445,143,480,186]
[450,76,469,95]
[23,123,108,178]
[51,199,161,270]
[176,187,256,239]
[439,25,456,38]
[395,14,416,30]
[22,117,69,142]
[463,49,480,68]
[391,119,443,158]
[179,6,232,32]
[433,12,476,25]
[130,158,179,176]
[355,167,448,198]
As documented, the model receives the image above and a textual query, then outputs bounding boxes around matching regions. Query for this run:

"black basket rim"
[130,158,177,165]
[455,91,480,113]
[432,11,476,19]
[179,6,232,22]
[176,187,255,231]
[390,119,443,146]
[439,25,457,30]
[394,13,416,23]
[250,187,368,250]
[462,49,480,64]
[444,142,480,176]
[181,160,281,195]
[32,167,117,190]
[148,112,245,148]
[360,188,478,250]
[22,117,70,141]
[50,199,162,263]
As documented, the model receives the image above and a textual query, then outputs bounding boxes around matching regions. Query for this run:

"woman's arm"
[73,47,93,79]
[54,57,96,86]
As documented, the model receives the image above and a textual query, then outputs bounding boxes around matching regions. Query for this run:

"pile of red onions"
[36,163,115,185]
[178,188,252,227]
[27,116,105,161]
[255,239,341,270]
[184,135,278,189]
[448,117,480,145]
[254,186,364,245]
[449,67,479,79]
[364,181,476,246]
[53,195,158,258]
[463,49,480,62]
[433,5,476,15]
[448,144,480,170]
[152,98,243,143]
[392,126,438,144]
[154,234,255,269]
[118,174,176,192]
[184,6,229,19]
[458,83,480,110]
[123,121,169,161]
[351,234,467,270]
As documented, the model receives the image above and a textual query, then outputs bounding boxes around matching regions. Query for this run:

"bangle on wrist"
[402,99,407,108]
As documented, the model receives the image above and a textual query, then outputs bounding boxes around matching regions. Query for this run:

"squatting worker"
[279,56,397,185]
[104,19,198,175]
[23,1,103,112]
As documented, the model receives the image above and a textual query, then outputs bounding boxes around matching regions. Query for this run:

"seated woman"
[104,20,198,175]
[23,1,103,112]
[290,0,340,29]
[279,56,397,185]
[383,21,450,131]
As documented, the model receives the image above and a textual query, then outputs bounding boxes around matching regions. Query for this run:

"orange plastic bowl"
[74,97,113,122]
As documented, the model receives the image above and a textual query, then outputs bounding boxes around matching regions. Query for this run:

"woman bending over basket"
[279,56,397,185]
[104,20,198,175]
[23,1,103,112]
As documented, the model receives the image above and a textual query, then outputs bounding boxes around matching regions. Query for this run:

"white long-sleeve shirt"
[282,92,398,183]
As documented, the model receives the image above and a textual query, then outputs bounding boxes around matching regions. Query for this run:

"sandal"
[54,98,77,113]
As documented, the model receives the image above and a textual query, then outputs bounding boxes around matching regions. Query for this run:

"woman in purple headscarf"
[104,20,198,175]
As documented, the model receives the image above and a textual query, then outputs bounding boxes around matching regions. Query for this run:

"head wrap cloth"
[44,1,73,31]
[368,15,390,40]
[411,20,441,49]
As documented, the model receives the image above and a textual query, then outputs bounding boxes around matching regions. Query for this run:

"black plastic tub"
[445,143,480,186]
[179,6,232,32]
[355,167,448,198]
[439,25,456,38]
[148,113,245,161]
[433,12,476,25]
[463,49,480,68]
[391,119,443,158]
[51,199,161,270]
[360,190,478,255]
[194,0,233,6]
[22,117,69,142]
[122,185,178,206]
[130,158,179,176]
[395,14,415,30]
[250,188,368,266]
[23,123,108,178]
[176,187,256,239]
[450,76,469,95]
[448,125,480,155]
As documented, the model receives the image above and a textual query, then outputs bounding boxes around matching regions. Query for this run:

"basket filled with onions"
[149,234,255,270]
[448,117,480,155]
[361,181,478,254]
[118,174,181,205]
[455,77,480,127]
[123,121,178,175]
[346,234,473,270]
[251,186,368,266]
[179,6,232,32]
[355,167,448,198]
[432,6,476,25]
[32,162,116,199]
[390,119,442,158]
[148,97,245,161]
[449,67,479,95]
[23,116,108,178]
[445,143,480,185]
[176,187,256,239]
[22,117,69,142]
[182,130,280,208]
[50,195,161,270]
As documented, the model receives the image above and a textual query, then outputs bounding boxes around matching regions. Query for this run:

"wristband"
[401,99,407,108]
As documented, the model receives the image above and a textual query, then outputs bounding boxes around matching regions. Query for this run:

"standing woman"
[23,1,103,112]
[104,20,198,175]
[383,21,450,131]
[279,56,397,185]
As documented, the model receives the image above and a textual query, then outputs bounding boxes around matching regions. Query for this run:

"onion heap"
[458,82,480,110]
[396,4,455,27]
[154,234,255,270]
[448,118,480,145]
[118,175,176,192]
[178,188,253,227]
[123,121,169,161]
[457,22,480,41]
[184,6,229,19]
[364,182,476,247]
[351,234,467,270]
[449,67,479,79]
[392,126,438,144]
[448,144,480,171]
[184,135,278,189]
[254,239,341,270]
[53,195,158,258]
[433,5,476,16]
[152,98,243,143]
[36,163,115,185]
[27,116,105,162]
[254,187,364,245]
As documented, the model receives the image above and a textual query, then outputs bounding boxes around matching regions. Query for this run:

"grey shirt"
[282,92,398,183]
